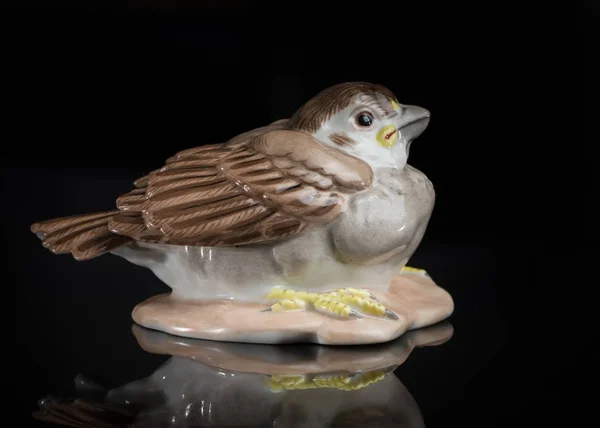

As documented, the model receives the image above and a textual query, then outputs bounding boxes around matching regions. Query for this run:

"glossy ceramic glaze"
[35,322,453,428]
[31,82,452,344]
[131,270,453,345]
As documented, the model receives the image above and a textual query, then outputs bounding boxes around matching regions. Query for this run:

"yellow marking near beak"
[390,99,401,111]
[376,125,398,148]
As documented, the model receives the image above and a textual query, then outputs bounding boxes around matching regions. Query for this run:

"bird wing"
[109,128,373,246]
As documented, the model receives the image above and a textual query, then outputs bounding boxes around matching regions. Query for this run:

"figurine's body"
[114,163,433,301]
[31,82,452,344]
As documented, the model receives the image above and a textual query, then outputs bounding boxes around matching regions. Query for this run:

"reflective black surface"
[13,235,586,427]
[5,1,592,426]
[34,323,454,428]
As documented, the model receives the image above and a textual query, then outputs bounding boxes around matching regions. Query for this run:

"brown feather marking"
[147,176,227,198]
[46,225,110,254]
[133,170,158,188]
[116,192,146,211]
[149,169,219,185]
[249,177,298,189]
[176,208,278,245]
[265,219,303,237]
[32,210,133,260]
[285,166,310,177]
[144,189,240,222]
[167,143,229,162]
[271,157,296,169]
[304,200,340,219]
[165,150,231,164]
[161,158,219,171]
[147,175,224,193]
[184,148,231,156]
[127,187,146,195]
[117,192,146,204]
[276,183,303,193]
[108,213,147,237]
[224,207,277,231]
[273,190,343,222]
[148,194,246,217]
[169,202,261,230]
[256,213,310,239]
[31,210,118,235]
[226,150,261,162]
[227,163,272,177]
[162,205,274,239]
[73,234,132,261]
[147,193,245,220]
[43,216,118,248]
[251,130,373,191]
[134,176,151,188]
[148,195,255,225]
[228,157,270,170]
[140,234,169,242]
[242,169,285,180]
[297,171,334,190]
[146,181,238,205]
[329,132,357,147]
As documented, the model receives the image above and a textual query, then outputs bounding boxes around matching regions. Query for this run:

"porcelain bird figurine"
[31,82,453,345]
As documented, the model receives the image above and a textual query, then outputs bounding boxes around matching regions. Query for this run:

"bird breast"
[330,165,435,264]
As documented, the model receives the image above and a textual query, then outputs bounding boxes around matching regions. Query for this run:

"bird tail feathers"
[31,210,133,261]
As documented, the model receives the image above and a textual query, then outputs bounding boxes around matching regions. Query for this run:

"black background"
[3,1,594,426]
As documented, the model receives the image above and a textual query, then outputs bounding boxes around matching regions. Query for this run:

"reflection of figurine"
[35,322,453,428]
[31,82,453,344]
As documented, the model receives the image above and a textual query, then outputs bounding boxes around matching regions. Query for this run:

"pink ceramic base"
[132,272,454,345]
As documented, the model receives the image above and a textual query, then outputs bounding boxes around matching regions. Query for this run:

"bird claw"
[380,363,400,376]
[261,287,397,320]
[266,366,395,391]
[385,309,399,320]
[348,309,364,319]
[345,364,398,383]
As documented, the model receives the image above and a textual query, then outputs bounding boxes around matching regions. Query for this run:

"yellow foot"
[262,287,398,320]
[265,365,397,392]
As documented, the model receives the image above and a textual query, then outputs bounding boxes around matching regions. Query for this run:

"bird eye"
[355,111,374,128]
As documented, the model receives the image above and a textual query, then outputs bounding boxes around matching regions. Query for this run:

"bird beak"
[397,105,431,144]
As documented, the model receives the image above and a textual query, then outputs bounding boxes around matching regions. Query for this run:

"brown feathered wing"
[109,129,373,247]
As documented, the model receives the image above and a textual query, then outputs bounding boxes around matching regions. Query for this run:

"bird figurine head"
[288,82,430,169]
